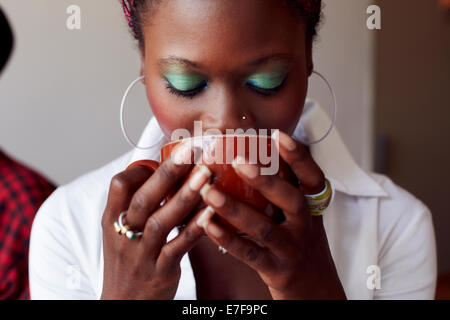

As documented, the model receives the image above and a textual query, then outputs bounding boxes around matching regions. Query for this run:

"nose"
[200,85,255,134]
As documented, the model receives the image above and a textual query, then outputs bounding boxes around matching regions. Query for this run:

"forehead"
[143,0,307,70]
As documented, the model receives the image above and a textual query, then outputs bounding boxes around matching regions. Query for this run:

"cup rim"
[162,133,274,148]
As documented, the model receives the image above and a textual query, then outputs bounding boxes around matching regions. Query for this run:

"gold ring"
[117,211,143,240]
[305,178,332,216]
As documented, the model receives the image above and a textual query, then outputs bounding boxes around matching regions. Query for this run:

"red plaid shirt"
[0,150,55,300]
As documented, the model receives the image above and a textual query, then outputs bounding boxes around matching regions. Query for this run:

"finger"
[203,218,275,274]
[155,206,210,272]
[102,166,153,256]
[231,156,308,223]
[102,166,154,227]
[200,184,289,255]
[126,145,198,230]
[141,165,212,259]
[272,130,325,195]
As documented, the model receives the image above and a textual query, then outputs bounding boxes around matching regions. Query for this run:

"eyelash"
[165,81,208,99]
[245,77,287,96]
[165,75,288,99]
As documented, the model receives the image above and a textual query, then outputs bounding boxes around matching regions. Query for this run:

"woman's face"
[140,0,312,139]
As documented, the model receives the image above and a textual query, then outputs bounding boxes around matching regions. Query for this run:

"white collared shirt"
[29,100,437,299]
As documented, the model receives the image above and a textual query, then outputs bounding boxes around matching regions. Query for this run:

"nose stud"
[241,115,247,120]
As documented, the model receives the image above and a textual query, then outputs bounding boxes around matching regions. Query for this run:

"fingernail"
[172,144,192,165]
[196,206,215,229]
[188,165,212,192]
[201,185,226,208]
[278,131,297,151]
[271,129,279,143]
[200,183,212,198]
[231,155,245,169]
[232,156,259,179]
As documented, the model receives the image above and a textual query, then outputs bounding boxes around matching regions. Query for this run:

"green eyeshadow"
[246,70,287,89]
[164,73,207,91]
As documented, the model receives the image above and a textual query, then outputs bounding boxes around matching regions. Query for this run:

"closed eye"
[245,76,288,96]
[164,77,208,99]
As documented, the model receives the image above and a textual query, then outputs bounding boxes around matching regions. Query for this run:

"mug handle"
[126,160,160,173]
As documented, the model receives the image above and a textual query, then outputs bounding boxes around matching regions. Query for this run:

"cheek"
[266,101,304,135]
[145,82,185,138]
[258,75,307,134]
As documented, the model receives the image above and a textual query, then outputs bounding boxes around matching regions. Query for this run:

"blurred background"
[373,0,450,298]
[0,0,449,297]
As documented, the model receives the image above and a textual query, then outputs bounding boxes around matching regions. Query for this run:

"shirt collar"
[293,99,387,197]
[129,99,388,198]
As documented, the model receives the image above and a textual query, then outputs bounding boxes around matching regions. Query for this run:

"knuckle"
[110,173,130,194]
[161,244,179,261]
[257,222,275,242]
[145,216,164,236]
[245,246,260,262]
[129,193,150,215]
[176,188,196,207]
[181,226,198,243]
[224,197,238,218]
[159,162,177,181]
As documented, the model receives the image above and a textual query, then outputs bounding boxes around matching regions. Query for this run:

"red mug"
[127,134,298,230]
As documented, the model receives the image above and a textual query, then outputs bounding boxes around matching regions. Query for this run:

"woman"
[29,0,437,299]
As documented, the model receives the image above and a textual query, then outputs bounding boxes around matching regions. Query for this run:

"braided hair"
[121,0,322,51]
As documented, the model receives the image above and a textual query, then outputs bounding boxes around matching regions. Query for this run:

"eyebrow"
[158,56,200,69]
[158,53,291,70]
[246,53,292,67]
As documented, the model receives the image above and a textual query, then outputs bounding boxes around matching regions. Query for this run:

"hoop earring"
[120,75,164,150]
[300,70,337,145]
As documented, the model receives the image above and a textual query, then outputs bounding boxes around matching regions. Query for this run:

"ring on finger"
[218,246,228,254]
[114,211,144,240]
[304,178,332,216]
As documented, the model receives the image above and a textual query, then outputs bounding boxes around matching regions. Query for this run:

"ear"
[139,50,146,84]
[306,36,314,77]
[139,66,145,84]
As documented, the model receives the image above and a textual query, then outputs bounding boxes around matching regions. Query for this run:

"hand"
[199,131,347,300]
[101,146,211,299]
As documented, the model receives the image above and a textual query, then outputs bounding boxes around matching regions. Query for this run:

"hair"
[121,0,322,51]
[0,8,14,74]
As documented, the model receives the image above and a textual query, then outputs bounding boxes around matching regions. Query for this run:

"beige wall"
[0,0,145,185]
[311,0,376,171]
[0,0,375,185]
[374,0,450,273]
